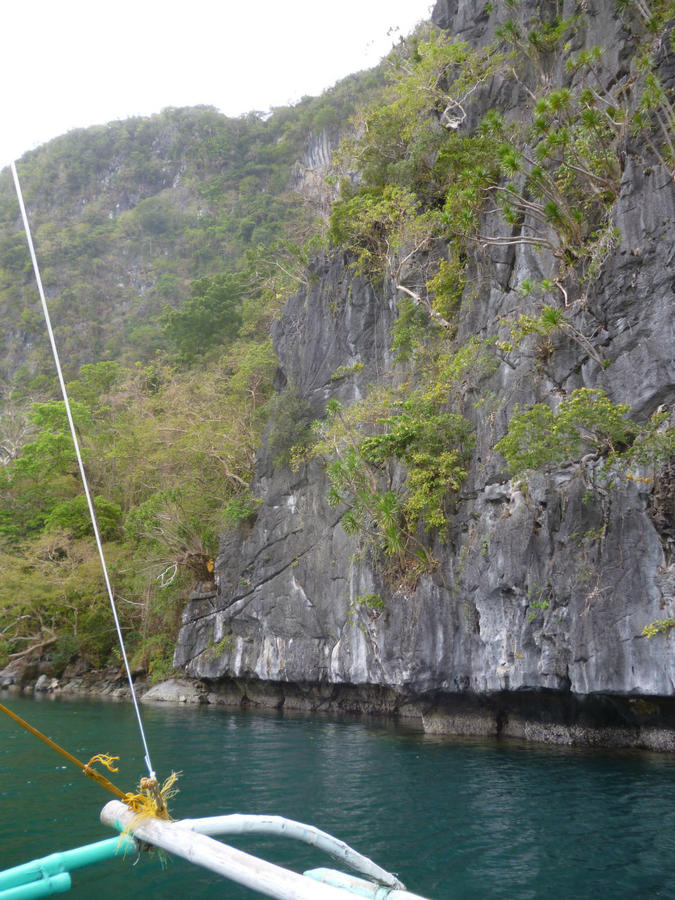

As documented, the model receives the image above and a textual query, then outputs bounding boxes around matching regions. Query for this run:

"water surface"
[1,695,674,898]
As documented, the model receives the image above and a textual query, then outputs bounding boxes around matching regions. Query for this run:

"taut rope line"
[10,160,157,783]
[0,700,127,799]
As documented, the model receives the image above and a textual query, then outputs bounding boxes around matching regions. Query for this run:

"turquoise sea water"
[1,695,674,898]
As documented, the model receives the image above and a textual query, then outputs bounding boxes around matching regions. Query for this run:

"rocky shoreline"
[0,658,151,702]
[3,658,674,753]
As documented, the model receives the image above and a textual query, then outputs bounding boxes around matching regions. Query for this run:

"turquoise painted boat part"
[0,835,136,899]
[0,872,71,900]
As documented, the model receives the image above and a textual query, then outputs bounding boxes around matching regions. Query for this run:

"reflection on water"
[1,695,674,898]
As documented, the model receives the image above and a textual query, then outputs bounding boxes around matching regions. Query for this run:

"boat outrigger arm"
[101,800,432,899]
[0,835,136,900]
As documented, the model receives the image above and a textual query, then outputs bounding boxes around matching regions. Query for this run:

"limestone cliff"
[175,0,675,749]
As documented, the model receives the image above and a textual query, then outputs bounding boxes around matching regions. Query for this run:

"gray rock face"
[291,129,341,218]
[271,253,396,417]
[175,0,675,747]
[141,678,205,704]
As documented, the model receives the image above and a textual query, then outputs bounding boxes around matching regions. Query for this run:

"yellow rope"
[123,772,180,821]
[85,752,120,773]
[0,700,178,819]
[0,700,127,798]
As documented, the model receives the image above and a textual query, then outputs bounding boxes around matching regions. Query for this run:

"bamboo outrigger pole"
[101,801,433,900]
[102,800,352,900]
[178,813,406,888]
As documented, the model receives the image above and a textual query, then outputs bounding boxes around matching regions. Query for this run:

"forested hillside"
[0,61,388,678]
[0,71,384,378]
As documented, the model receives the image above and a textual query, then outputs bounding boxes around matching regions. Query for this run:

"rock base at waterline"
[140,676,675,753]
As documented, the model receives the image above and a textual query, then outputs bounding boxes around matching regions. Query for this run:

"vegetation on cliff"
[300,0,673,588]
[0,0,672,680]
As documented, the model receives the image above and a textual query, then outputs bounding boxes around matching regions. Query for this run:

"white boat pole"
[177,813,405,890]
[304,868,432,900]
[10,161,157,783]
[101,800,351,900]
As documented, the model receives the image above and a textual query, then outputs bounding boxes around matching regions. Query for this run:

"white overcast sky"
[2,0,435,169]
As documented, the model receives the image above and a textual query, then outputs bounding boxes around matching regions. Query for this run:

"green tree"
[0,401,91,538]
[44,494,122,540]
[162,272,245,360]
[495,388,640,473]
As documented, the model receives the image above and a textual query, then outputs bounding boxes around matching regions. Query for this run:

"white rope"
[10,161,157,781]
